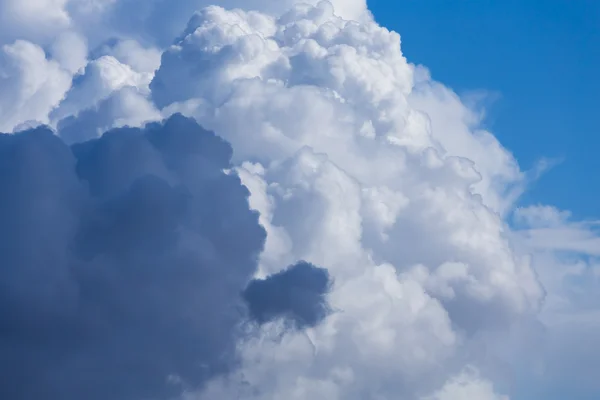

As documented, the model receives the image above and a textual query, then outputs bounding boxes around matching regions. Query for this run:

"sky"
[369,0,600,220]
[0,1,599,400]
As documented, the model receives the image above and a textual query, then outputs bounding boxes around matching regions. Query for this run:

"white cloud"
[0,0,71,42]
[155,2,542,319]
[510,205,600,397]
[423,368,509,400]
[51,54,154,123]
[97,39,162,74]
[194,261,459,399]
[513,205,600,255]
[0,40,72,132]
[105,0,368,47]
[514,204,572,228]
[150,4,544,398]
[409,70,523,214]
[57,86,160,143]
[0,0,367,49]
[51,31,88,74]
[0,0,598,399]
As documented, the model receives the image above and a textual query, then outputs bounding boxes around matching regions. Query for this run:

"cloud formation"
[1,0,599,399]
[0,40,72,132]
[243,261,331,328]
[0,114,267,400]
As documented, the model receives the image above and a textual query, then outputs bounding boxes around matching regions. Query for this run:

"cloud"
[153,2,542,325]
[513,205,600,255]
[50,31,88,74]
[1,0,598,399]
[510,205,600,398]
[0,0,367,52]
[243,261,331,328]
[104,0,368,48]
[125,3,543,398]
[0,40,72,132]
[57,86,161,144]
[90,38,162,74]
[423,368,509,400]
[0,114,268,400]
[53,54,153,120]
[0,0,71,43]
[514,204,572,228]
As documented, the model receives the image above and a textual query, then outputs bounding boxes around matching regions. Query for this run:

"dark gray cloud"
[0,114,267,400]
[243,261,332,328]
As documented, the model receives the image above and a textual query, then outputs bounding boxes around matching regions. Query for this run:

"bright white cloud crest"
[0,0,597,399]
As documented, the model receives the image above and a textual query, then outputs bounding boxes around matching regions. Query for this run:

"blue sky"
[370,0,600,220]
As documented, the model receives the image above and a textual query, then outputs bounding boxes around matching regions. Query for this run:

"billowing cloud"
[56,87,160,144]
[0,0,72,43]
[51,31,88,74]
[0,114,268,400]
[153,1,542,324]
[0,39,72,132]
[146,4,545,399]
[52,54,154,121]
[1,0,599,399]
[0,0,367,50]
[243,261,331,328]
[423,368,509,400]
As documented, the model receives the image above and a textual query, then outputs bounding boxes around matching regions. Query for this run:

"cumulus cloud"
[57,86,161,144]
[0,0,367,51]
[409,71,524,214]
[1,0,598,399]
[243,261,331,328]
[49,50,161,143]
[53,54,153,120]
[105,0,368,48]
[0,39,72,132]
[51,31,88,74]
[153,1,542,324]
[90,38,162,74]
[142,5,548,399]
[0,114,269,400]
[423,368,509,400]
[0,0,72,43]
